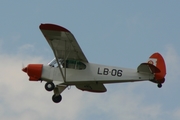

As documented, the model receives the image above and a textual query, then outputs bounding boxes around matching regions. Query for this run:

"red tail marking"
[149,53,166,83]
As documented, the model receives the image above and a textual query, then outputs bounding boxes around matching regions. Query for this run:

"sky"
[0,1,180,120]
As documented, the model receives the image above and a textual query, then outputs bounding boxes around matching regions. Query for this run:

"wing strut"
[63,35,73,82]
[64,40,67,83]
[49,38,72,83]
[49,40,66,82]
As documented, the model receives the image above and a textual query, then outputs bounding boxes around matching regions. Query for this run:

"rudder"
[148,53,166,85]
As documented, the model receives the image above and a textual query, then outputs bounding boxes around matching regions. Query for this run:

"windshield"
[48,58,86,70]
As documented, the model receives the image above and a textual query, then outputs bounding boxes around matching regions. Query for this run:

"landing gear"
[157,83,162,88]
[52,94,62,103]
[44,83,66,103]
[45,82,55,91]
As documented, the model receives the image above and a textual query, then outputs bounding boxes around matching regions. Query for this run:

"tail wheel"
[52,94,62,103]
[157,83,162,88]
[45,82,55,91]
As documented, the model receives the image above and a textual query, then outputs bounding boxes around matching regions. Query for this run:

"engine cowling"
[22,64,43,81]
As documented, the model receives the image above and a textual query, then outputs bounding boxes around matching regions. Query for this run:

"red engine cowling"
[22,64,43,81]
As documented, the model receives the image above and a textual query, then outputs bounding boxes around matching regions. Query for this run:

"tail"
[148,52,166,87]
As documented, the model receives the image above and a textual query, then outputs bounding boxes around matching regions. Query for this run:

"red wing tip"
[39,23,70,32]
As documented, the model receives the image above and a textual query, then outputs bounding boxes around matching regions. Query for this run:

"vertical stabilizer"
[148,53,166,85]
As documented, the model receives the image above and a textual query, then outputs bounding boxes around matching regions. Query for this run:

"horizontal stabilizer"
[137,63,160,74]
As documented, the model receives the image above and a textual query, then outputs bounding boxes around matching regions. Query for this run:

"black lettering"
[117,70,123,77]
[97,67,102,75]
[111,69,117,76]
[103,68,109,75]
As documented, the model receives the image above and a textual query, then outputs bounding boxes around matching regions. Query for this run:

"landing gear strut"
[45,82,55,91]
[52,94,62,103]
[157,83,162,88]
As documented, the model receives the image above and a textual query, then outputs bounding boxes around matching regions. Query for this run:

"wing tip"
[39,23,70,32]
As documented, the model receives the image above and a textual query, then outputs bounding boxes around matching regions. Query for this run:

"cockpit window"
[65,60,86,70]
[76,61,86,69]
[48,58,86,70]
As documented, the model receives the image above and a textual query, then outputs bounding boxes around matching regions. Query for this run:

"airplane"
[22,23,166,103]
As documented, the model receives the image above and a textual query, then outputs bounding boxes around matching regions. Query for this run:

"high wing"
[39,23,88,63]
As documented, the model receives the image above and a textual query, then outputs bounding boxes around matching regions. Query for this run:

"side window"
[65,60,86,70]
[66,60,76,69]
[76,61,86,70]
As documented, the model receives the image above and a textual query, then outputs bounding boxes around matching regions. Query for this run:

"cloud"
[164,45,180,82]
[17,44,35,55]
[0,51,86,120]
[18,44,34,51]
[0,44,180,120]
[76,84,164,120]
[173,108,180,119]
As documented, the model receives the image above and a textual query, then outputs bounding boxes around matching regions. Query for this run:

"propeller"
[22,63,27,73]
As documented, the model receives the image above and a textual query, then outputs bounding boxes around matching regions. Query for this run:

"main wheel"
[52,94,62,103]
[45,82,55,91]
[157,83,162,88]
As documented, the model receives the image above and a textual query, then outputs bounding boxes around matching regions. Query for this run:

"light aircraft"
[22,23,166,103]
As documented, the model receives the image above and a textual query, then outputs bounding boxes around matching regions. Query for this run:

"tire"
[52,94,62,103]
[157,83,162,88]
[45,82,55,91]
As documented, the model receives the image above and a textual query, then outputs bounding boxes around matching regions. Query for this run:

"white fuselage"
[41,62,154,85]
